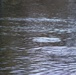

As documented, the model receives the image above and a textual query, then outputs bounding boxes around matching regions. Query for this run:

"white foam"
[33,37,61,43]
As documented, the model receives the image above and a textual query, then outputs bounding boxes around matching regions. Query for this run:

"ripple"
[27,46,76,75]
[28,46,76,63]
[29,46,76,56]
[0,17,67,23]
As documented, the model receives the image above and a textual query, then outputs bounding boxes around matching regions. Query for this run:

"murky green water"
[0,0,76,75]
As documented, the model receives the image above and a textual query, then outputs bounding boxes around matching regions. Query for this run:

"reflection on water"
[0,0,76,75]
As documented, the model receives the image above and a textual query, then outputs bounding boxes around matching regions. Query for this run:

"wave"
[0,17,68,22]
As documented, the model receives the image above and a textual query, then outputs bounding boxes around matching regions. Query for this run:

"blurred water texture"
[0,0,76,75]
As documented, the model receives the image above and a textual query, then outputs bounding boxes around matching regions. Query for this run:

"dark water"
[0,0,76,75]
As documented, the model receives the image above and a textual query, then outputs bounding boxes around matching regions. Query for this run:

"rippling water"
[0,0,76,75]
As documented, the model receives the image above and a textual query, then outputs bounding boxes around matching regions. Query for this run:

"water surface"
[0,0,76,75]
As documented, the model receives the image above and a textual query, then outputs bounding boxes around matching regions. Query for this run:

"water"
[0,0,76,75]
